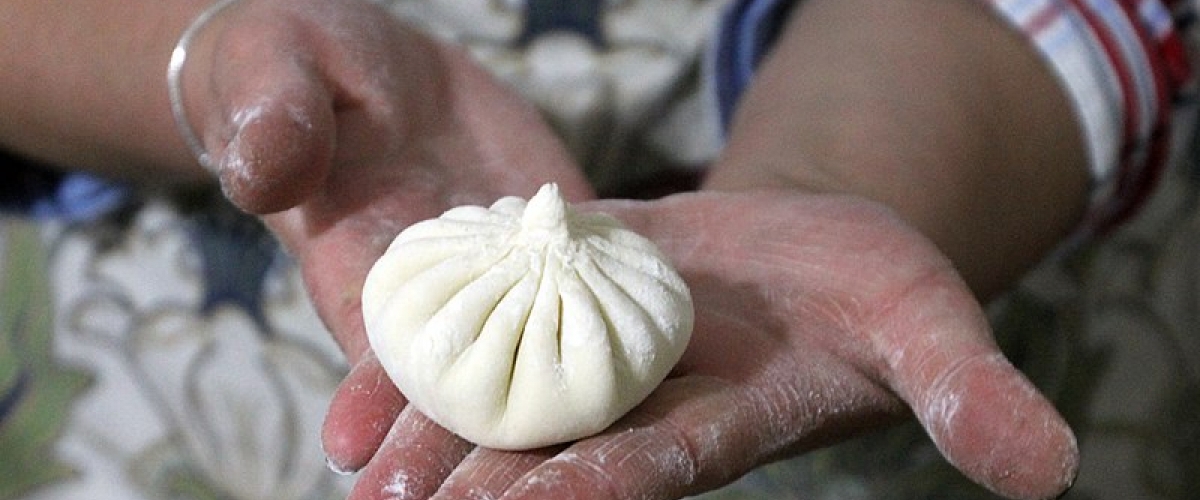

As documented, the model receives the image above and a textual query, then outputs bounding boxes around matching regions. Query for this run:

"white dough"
[362,183,693,450]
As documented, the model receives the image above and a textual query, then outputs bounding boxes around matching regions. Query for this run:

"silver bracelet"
[167,0,240,172]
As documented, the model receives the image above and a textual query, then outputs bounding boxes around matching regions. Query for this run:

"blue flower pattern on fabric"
[518,0,607,47]
[185,200,280,334]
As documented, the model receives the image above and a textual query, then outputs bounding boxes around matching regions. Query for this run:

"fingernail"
[325,454,357,476]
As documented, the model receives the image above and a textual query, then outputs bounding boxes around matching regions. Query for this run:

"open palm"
[335,191,1078,500]
[190,3,1077,498]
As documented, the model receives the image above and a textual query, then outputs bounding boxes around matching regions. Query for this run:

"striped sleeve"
[986,0,1196,235]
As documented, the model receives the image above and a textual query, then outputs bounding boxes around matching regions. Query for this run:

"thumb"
[921,352,1078,500]
[214,63,335,215]
[875,280,1078,500]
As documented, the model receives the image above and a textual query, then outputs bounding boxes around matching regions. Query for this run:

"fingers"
[871,276,1078,500]
[495,371,893,500]
[348,406,475,500]
[497,379,723,500]
[323,355,406,474]
[429,447,560,500]
[386,379,769,500]
[180,0,340,215]
[212,64,336,214]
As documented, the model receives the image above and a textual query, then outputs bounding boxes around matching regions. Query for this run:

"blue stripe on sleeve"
[711,0,802,130]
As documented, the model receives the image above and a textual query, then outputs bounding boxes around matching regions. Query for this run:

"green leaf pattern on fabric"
[0,219,93,499]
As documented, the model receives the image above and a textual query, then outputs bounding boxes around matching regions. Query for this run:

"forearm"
[0,0,213,182]
[706,0,1090,299]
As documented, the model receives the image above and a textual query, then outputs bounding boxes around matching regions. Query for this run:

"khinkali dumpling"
[362,183,693,450]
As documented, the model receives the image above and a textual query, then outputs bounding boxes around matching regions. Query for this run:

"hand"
[337,190,1079,500]
[184,0,593,346]
[178,0,594,471]
[183,2,1078,498]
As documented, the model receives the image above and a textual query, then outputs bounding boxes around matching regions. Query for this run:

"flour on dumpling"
[362,183,693,450]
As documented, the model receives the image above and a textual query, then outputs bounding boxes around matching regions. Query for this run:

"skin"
[0,0,214,181]
[1,0,1091,499]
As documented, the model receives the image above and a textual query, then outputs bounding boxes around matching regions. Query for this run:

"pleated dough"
[362,183,693,449]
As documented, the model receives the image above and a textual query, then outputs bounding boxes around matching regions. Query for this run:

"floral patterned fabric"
[2,1,1198,499]
[1,196,354,500]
